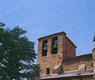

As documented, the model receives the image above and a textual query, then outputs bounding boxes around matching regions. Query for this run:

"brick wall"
[37,32,76,75]
[63,54,92,73]
[63,36,76,59]
[37,34,64,75]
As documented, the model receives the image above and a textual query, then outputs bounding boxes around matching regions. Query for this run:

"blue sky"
[0,0,95,62]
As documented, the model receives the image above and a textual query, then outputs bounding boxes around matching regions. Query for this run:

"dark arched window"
[51,37,58,54]
[42,40,48,56]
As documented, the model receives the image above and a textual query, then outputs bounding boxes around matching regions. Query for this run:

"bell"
[44,46,47,50]
[93,36,95,42]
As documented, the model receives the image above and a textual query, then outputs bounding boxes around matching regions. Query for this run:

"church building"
[37,31,95,80]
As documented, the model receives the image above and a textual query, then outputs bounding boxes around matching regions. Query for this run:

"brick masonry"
[37,32,95,80]
[37,32,76,75]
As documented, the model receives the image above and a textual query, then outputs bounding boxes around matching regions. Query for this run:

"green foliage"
[22,64,40,80]
[0,22,5,27]
[0,24,40,80]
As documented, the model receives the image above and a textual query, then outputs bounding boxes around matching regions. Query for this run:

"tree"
[22,64,40,80]
[0,22,5,27]
[0,23,40,80]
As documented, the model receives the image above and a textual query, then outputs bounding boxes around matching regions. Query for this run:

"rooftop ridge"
[38,31,66,40]
[63,53,92,61]
[38,31,76,48]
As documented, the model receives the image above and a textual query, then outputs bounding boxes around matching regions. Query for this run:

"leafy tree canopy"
[0,22,40,80]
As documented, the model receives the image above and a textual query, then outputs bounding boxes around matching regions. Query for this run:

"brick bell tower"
[37,31,76,76]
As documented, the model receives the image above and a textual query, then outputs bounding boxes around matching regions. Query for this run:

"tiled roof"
[40,70,95,80]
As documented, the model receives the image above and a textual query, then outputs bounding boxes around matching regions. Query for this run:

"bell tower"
[37,32,76,76]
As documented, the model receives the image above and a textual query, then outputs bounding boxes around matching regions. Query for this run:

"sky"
[0,0,95,63]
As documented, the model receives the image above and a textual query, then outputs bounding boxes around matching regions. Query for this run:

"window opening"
[42,40,48,56]
[46,68,50,75]
[51,37,58,54]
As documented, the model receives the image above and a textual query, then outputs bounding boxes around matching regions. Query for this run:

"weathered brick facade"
[37,31,95,80]
[37,32,76,75]
[63,54,92,73]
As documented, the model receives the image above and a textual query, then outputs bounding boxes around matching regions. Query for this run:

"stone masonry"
[37,32,76,75]
[37,31,95,80]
